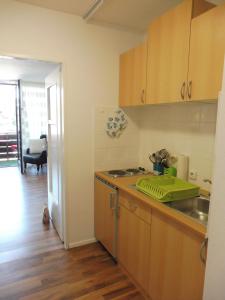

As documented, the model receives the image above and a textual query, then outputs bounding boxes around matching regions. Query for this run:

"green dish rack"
[136,175,200,202]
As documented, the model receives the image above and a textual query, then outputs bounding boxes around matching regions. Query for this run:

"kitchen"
[94,0,225,299]
[0,0,225,299]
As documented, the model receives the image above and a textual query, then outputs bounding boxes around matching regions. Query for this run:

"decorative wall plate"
[106,109,128,138]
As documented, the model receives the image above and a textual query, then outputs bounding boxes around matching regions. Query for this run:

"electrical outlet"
[189,170,198,180]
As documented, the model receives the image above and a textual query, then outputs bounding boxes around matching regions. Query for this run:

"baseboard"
[69,238,97,248]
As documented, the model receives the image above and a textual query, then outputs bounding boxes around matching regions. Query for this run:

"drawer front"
[119,191,151,224]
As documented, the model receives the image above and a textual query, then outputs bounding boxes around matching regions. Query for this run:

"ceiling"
[90,0,182,32]
[0,57,58,82]
[15,0,183,32]
[15,0,95,16]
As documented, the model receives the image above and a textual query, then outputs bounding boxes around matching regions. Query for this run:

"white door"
[203,58,225,299]
[45,66,63,241]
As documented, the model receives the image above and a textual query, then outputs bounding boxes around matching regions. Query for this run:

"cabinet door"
[188,4,225,101]
[146,0,192,104]
[148,210,205,300]
[94,178,116,255]
[118,204,150,293]
[119,42,147,107]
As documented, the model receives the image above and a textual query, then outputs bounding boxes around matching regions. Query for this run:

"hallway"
[0,167,63,264]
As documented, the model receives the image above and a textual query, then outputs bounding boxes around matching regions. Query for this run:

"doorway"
[0,56,65,263]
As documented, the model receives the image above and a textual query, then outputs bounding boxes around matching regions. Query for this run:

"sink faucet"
[203,179,212,198]
[203,179,212,185]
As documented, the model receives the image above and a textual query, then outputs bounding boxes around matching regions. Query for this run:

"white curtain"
[0,84,17,133]
[21,83,47,151]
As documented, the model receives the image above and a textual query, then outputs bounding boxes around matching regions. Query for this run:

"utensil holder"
[153,163,164,175]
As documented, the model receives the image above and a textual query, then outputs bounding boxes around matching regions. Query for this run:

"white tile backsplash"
[138,102,218,188]
[94,106,140,171]
[94,102,217,190]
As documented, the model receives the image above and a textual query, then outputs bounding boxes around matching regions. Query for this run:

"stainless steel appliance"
[95,168,146,259]
[105,167,146,178]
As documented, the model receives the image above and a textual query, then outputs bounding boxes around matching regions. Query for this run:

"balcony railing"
[0,133,18,161]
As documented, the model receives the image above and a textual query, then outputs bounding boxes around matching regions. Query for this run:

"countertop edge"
[95,171,206,238]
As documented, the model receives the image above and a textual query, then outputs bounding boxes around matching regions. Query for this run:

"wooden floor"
[0,166,63,264]
[0,243,145,300]
[0,167,144,300]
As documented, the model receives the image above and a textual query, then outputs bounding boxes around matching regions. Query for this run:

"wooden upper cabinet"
[188,3,225,101]
[118,0,222,106]
[148,210,205,300]
[146,0,192,104]
[119,42,147,107]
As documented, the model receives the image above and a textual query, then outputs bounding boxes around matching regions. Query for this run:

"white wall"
[0,0,142,246]
[138,102,217,189]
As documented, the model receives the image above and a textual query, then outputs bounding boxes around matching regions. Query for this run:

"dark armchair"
[23,135,47,172]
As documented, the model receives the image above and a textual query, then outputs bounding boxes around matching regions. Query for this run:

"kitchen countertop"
[95,171,206,238]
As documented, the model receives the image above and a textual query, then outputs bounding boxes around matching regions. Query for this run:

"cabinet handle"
[188,80,192,99]
[109,193,116,210]
[200,237,208,264]
[141,89,145,104]
[130,205,138,212]
[180,82,186,100]
[129,200,138,212]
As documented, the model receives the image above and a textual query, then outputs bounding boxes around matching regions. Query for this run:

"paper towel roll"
[176,154,189,180]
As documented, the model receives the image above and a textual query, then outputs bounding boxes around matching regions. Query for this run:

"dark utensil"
[149,153,156,163]
[162,158,169,168]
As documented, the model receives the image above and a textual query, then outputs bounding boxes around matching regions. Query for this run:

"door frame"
[0,52,68,249]
[46,65,65,243]
[16,80,24,174]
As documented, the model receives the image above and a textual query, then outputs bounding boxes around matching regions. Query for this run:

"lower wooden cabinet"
[94,178,206,300]
[118,192,151,293]
[148,210,205,300]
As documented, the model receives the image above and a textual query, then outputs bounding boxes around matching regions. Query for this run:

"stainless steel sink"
[128,184,209,225]
[165,197,210,225]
